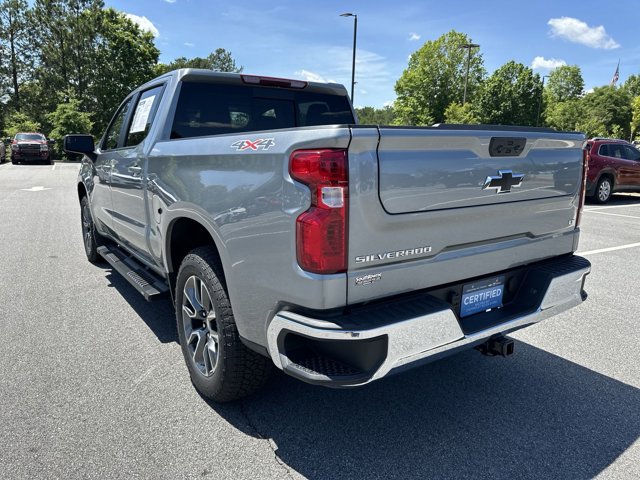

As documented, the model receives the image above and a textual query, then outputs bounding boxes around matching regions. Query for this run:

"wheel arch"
[163,213,228,297]
[596,170,616,190]
[77,182,88,202]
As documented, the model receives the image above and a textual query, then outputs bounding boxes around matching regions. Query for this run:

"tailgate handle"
[489,137,526,157]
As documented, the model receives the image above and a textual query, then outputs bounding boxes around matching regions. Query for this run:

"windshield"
[15,133,45,141]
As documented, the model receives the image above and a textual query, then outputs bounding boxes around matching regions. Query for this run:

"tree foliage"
[355,106,395,125]
[89,8,159,133]
[4,110,41,136]
[474,61,541,126]
[0,0,34,111]
[394,30,485,125]
[545,65,584,103]
[631,96,640,140]
[444,102,479,124]
[157,48,243,75]
[576,86,632,139]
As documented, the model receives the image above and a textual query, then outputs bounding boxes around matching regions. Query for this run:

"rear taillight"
[576,148,589,228]
[290,149,348,274]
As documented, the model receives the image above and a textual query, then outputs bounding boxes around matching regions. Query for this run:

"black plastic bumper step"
[97,245,169,301]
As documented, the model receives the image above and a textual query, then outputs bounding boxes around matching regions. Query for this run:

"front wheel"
[176,247,271,402]
[594,176,613,204]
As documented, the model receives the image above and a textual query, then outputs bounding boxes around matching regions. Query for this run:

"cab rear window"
[170,81,354,139]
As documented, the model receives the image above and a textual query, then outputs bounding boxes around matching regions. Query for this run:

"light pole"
[340,12,357,103]
[460,43,480,104]
[536,75,550,127]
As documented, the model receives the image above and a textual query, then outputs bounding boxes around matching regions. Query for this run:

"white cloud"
[548,17,619,49]
[409,33,421,41]
[383,100,394,107]
[165,0,176,3]
[294,69,336,84]
[125,13,160,37]
[184,42,195,47]
[360,89,368,94]
[531,56,567,70]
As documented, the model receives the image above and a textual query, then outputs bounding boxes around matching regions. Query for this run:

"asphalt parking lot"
[0,162,638,479]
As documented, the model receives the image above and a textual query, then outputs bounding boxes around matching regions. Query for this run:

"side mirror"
[63,134,95,160]
[4,137,10,144]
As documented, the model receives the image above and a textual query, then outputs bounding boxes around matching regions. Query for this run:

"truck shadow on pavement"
[218,344,638,480]
[104,269,178,344]
[102,266,639,479]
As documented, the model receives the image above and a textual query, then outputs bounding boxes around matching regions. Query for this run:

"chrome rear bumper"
[266,256,590,387]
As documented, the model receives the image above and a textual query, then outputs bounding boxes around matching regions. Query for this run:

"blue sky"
[106,0,639,108]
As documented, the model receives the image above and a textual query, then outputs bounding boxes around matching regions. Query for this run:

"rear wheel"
[80,196,103,263]
[176,247,271,402]
[595,176,612,204]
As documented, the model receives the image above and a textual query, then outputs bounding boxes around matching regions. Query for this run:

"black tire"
[80,196,103,263]
[176,247,271,402]
[594,176,613,204]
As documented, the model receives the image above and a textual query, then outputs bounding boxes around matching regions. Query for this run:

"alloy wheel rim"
[181,275,219,377]
[598,180,610,201]
[82,204,93,252]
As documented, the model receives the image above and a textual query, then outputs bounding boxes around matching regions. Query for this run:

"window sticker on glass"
[130,95,156,133]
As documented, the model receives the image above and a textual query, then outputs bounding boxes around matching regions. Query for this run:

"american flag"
[610,60,620,86]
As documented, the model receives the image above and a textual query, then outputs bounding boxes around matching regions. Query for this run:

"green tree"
[577,86,631,139]
[47,96,93,157]
[544,99,584,132]
[474,61,541,126]
[545,65,584,104]
[0,0,34,111]
[355,105,395,125]
[31,0,104,113]
[394,30,485,125]
[4,110,41,136]
[621,74,640,99]
[88,8,159,134]
[631,96,640,140]
[444,102,479,124]
[156,48,243,75]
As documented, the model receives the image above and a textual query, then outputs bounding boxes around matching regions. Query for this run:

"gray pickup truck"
[64,69,591,402]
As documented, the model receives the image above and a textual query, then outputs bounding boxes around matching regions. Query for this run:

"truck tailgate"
[347,126,585,305]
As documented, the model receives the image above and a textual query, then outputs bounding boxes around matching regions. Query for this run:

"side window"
[624,146,640,161]
[599,144,609,157]
[126,85,164,146]
[610,145,623,158]
[103,99,133,150]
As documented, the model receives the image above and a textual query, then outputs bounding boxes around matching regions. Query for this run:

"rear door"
[347,126,585,304]
[621,145,640,186]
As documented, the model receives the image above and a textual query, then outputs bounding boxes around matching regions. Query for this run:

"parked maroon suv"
[584,138,640,203]
[9,132,53,165]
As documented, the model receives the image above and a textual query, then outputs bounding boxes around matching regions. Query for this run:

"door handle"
[128,165,142,175]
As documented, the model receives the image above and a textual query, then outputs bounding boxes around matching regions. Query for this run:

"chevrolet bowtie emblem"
[482,170,524,194]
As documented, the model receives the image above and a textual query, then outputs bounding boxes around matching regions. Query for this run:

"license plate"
[460,276,505,318]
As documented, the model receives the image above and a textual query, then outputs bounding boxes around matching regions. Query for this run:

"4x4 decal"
[231,138,275,151]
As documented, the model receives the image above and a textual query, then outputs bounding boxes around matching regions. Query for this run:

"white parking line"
[585,203,640,211]
[585,210,640,220]
[578,242,640,256]
[51,163,56,171]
